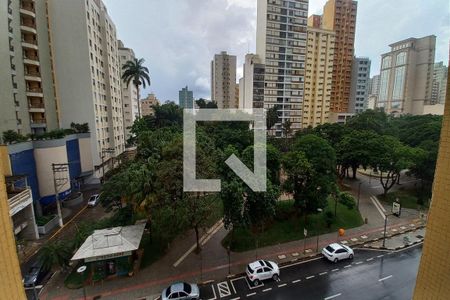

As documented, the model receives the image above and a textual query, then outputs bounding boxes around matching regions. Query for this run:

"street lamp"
[77,265,87,300]
[316,208,323,252]
[357,182,362,210]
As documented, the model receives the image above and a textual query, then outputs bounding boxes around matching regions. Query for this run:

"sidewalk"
[40,214,425,300]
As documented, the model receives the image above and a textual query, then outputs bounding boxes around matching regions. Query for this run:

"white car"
[322,243,354,263]
[87,194,100,207]
[246,260,280,286]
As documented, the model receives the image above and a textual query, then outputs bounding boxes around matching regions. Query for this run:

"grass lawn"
[223,198,364,252]
[64,264,91,289]
[378,189,430,209]
[140,199,224,268]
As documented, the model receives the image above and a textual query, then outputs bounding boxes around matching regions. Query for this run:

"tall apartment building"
[141,93,160,116]
[377,35,436,115]
[0,0,59,137]
[211,51,237,108]
[302,16,335,128]
[431,61,448,104]
[179,86,194,109]
[118,40,138,141]
[349,57,371,113]
[256,0,309,135]
[239,53,265,109]
[321,0,357,113]
[368,74,380,96]
[48,0,125,171]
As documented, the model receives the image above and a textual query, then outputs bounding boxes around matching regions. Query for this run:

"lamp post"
[77,265,87,300]
[357,182,362,210]
[316,208,323,252]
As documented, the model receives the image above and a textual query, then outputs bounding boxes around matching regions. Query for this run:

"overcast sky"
[104,0,449,102]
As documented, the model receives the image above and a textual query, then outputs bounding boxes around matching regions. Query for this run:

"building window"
[379,70,390,102]
[392,66,406,100]
[382,56,392,69]
[396,52,407,66]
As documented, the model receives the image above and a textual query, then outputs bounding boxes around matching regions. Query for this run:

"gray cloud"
[104,0,448,101]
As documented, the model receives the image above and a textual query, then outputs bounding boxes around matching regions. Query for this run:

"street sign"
[392,201,401,217]
[304,228,308,237]
[77,265,87,273]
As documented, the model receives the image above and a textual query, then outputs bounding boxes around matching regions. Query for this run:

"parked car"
[322,243,354,263]
[246,260,280,286]
[23,261,49,287]
[161,282,199,300]
[87,194,100,207]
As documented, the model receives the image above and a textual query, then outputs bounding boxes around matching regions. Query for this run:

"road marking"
[378,275,393,282]
[278,283,287,288]
[229,297,240,300]
[331,268,339,272]
[324,293,342,300]
[292,279,301,283]
[262,288,272,292]
[367,258,374,261]
[377,255,384,258]
[370,196,386,219]
[355,261,363,265]
[344,265,352,268]
[319,271,328,275]
[173,220,223,267]
[244,277,264,290]
[217,281,231,298]
[206,285,217,300]
[246,292,256,297]
[306,275,315,279]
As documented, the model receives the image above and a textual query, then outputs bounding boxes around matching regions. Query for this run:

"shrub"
[2,130,28,144]
[339,192,356,210]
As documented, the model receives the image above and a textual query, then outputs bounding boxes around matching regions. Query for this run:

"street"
[198,244,422,300]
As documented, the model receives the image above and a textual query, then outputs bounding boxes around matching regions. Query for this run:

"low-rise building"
[141,94,160,116]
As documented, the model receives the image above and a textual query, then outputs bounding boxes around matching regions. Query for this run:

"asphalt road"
[199,244,422,300]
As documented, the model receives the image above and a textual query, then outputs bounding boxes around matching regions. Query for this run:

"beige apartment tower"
[256,0,309,135]
[239,53,265,110]
[211,51,237,108]
[48,0,125,174]
[141,93,160,117]
[376,35,436,115]
[0,0,59,138]
[302,15,335,128]
[118,40,139,141]
[321,0,357,113]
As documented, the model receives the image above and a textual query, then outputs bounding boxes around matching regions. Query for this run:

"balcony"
[28,102,45,113]
[20,2,36,17]
[20,23,37,34]
[24,72,42,82]
[9,45,15,56]
[8,188,33,217]
[23,55,40,66]
[30,119,47,128]
[26,87,43,97]
[22,40,38,50]
[8,26,14,38]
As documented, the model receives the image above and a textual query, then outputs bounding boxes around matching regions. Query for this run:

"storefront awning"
[71,223,145,262]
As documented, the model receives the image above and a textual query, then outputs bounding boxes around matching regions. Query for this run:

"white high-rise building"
[48,0,125,175]
[431,62,448,105]
[211,51,237,108]
[118,40,138,142]
[349,57,371,113]
[239,54,265,110]
[257,0,309,135]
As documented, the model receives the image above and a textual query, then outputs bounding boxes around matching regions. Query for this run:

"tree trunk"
[136,85,141,118]
[194,225,201,253]
[352,165,357,179]
[335,194,338,217]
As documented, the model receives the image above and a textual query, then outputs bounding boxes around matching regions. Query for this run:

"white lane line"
[344,265,352,268]
[378,275,393,282]
[262,288,272,292]
[292,279,301,283]
[229,297,240,300]
[278,283,287,288]
[367,258,374,261]
[306,275,315,279]
[370,196,386,220]
[355,261,363,265]
[246,292,256,297]
[377,255,384,258]
[319,271,328,275]
[324,293,342,300]
[331,268,339,272]
[207,284,217,300]
[173,220,223,267]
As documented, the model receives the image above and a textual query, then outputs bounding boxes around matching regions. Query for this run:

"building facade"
[0,0,59,137]
[377,35,436,115]
[141,93,160,116]
[118,40,138,141]
[48,0,125,172]
[256,0,309,135]
[369,74,380,96]
[302,18,335,128]
[322,0,357,113]
[349,57,371,113]
[431,61,448,105]
[239,53,265,110]
[179,86,194,109]
[211,51,237,108]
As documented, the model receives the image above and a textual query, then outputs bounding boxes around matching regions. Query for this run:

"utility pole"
[52,163,70,227]
[382,213,394,248]
[357,182,362,210]
[316,208,323,252]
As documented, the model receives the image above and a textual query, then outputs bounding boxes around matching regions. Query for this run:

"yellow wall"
[0,146,12,176]
[0,148,26,299]
[413,65,450,298]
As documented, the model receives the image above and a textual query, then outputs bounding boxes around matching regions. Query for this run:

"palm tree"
[121,58,151,119]
[39,240,72,272]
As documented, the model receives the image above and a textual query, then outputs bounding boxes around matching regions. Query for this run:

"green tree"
[39,240,72,271]
[2,130,28,144]
[121,58,151,118]
[221,179,246,232]
[266,106,280,134]
[346,109,389,135]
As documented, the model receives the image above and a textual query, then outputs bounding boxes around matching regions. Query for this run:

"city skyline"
[103,0,449,102]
